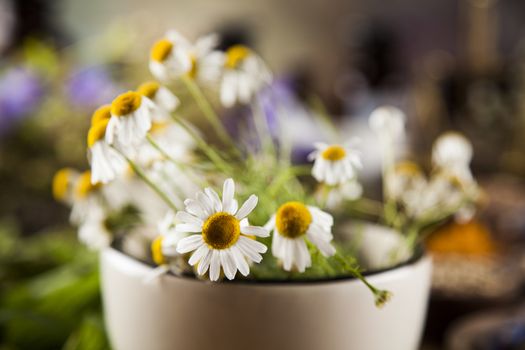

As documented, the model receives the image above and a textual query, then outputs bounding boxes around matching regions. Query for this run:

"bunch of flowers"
[53,29,480,307]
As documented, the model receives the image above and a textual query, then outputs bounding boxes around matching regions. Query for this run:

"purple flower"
[66,66,118,108]
[0,67,43,135]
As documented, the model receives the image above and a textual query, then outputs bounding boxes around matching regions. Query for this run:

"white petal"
[242,226,269,237]
[175,211,203,226]
[176,234,204,253]
[204,187,222,212]
[235,195,258,219]
[197,249,213,275]
[175,223,202,233]
[209,250,221,281]
[222,178,235,213]
[230,245,250,276]
[220,249,237,280]
[188,244,209,266]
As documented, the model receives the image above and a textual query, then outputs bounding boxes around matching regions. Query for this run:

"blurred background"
[1,0,525,349]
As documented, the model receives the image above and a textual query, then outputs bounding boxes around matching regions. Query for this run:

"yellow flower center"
[321,145,346,161]
[87,119,109,148]
[225,45,251,69]
[187,55,198,79]
[137,81,160,99]
[275,201,312,238]
[75,171,101,199]
[151,236,166,265]
[150,121,169,134]
[52,168,72,201]
[91,105,111,126]
[151,39,173,62]
[395,161,421,176]
[202,212,240,249]
[111,91,142,117]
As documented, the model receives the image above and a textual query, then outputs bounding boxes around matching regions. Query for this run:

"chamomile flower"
[308,142,362,186]
[147,211,190,281]
[266,202,336,272]
[70,170,105,225]
[52,167,80,204]
[136,121,196,167]
[220,45,272,107]
[432,132,474,182]
[369,106,406,140]
[386,161,426,202]
[105,91,155,147]
[137,81,179,121]
[325,180,363,209]
[149,30,192,82]
[185,33,225,84]
[175,178,269,281]
[87,109,127,184]
[78,213,112,250]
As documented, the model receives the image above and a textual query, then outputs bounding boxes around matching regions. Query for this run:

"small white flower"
[386,161,425,202]
[187,33,225,84]
[137,81,180,121]
[325,180,363,209]
[158,210,188,257]
[52,167,80,205]
[266,202,336,273]
[369,106,406,140]
[70,171,106,225]
[105,91,155,148]
[220,45,272,107]
[87,106,127,184]
[175,178,269,281]
[78,213,111,250]
[136,121,196,168]
[308,141,362,186]
[432,132,474,183]
[149,30,192,82]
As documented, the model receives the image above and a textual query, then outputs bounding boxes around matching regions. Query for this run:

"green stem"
[113,147,179,212]
[170,114,232,174]
[146,134,208,188]
[181,76,237,152]
[146,134,186,169]
[334,252,392,307]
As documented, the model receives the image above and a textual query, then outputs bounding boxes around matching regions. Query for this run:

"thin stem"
[113,147,178,212]
[170,114,232,174]
[181,76,237,152]
[334,252,392,308]
[146,134,209,188]
[146,134,186,169]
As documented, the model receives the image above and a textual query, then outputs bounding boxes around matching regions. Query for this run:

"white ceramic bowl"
[101,224,432,350]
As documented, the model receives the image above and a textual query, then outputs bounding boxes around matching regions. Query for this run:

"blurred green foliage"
[0,220,109,350]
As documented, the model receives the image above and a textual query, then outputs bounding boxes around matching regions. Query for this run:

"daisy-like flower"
[386,161,426,202]
[105,91,155,147]
[185,33,225,84]
[88,106,127,184]
[266,201,336,272]
[175,178,269,281]
[325,180,363,209]
[308,142,362,186]
[136,121,196,168]
[70,170,105,225]
[78,213,112,250]
[52,167,80,205]
[369,106,406,140]
[220,45,272,107]
[432,132,474,183]
[137,81,179,121]
[149,30,192,82]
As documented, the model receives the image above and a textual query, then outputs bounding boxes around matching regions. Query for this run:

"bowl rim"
[106,243,426,286]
